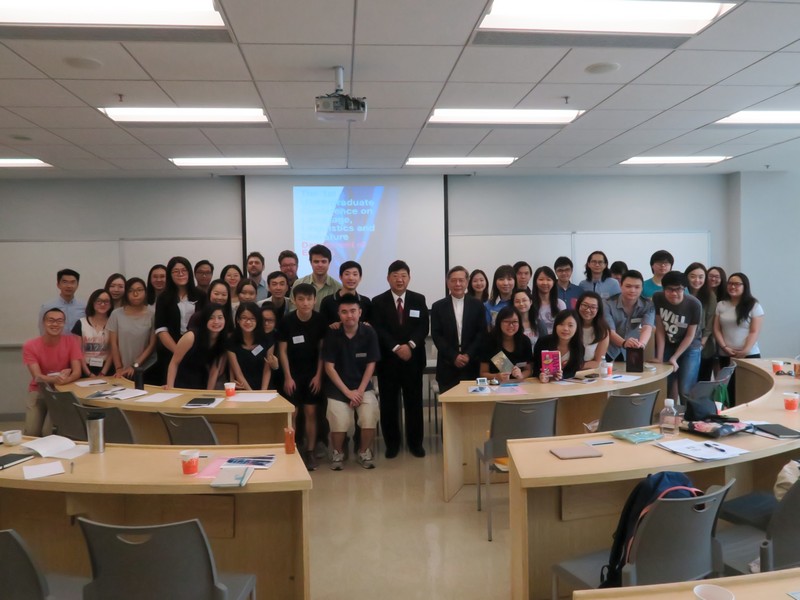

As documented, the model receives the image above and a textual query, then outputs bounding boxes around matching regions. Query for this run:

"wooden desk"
[61,379,294,445]
[574,566,800,599]
[0,442,311,600]
[438,364,671,501]
[509,359,800,600]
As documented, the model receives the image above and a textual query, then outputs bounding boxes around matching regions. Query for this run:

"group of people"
[24,245,764,471]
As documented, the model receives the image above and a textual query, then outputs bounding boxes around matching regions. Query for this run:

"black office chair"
[41,390,87,441]
[158,413,219,445]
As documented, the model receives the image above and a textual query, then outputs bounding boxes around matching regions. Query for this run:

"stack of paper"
[656,438,749,462]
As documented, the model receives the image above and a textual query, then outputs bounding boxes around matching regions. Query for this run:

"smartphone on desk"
[183,397,216,408]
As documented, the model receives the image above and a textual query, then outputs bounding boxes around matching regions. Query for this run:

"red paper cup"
[784,394,799,411]
[224,382,236,397]
[180,449,200,475]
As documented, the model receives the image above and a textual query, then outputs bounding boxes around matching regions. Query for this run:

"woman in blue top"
[579,250,621,300]
[228,302,271,390]
[484,264,515,326]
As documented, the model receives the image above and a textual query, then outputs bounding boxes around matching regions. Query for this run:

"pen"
[704,443,726,453]
[70,461,74,473]
[611,375,623,379]
[588,440,614,446]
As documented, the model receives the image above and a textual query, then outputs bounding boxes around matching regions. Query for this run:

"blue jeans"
[664,344,701,401]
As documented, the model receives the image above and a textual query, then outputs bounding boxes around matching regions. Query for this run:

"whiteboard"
[448,233,572,277]
[119,239,243,283]
[0,241,120,345]
[573,232,710,277]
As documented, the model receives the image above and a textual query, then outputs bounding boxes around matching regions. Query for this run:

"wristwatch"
[133,362,140,369]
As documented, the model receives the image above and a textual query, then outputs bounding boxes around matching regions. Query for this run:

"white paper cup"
[224,382,236,397]
[3,429,22,445]
[180,449,200,475]
[694,583,735,600]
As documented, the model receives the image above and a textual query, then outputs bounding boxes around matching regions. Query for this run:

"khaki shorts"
[326,390,379,433]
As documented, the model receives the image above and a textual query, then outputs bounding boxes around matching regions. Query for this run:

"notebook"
[0,453,35,470]
[754,424,800,439]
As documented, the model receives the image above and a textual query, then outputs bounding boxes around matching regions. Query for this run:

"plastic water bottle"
[659,398,679,437]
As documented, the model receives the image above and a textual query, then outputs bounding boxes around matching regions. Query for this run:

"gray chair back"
[159,413,219,445]
[487,399,557,459]
[764,477,800,570]
[623,479,734,586]
[41,390,87,441]
[686,370,734,404]
[717,364,736,381]
[74,404,136,444]
[0,529,49,600]
[598,391,658,432]
[77,517,226,600]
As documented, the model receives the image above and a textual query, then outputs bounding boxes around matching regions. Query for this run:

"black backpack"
[599,471,703,588]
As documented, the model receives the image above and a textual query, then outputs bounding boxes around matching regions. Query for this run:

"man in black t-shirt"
[277,283,327,470]
[319,260,372,326]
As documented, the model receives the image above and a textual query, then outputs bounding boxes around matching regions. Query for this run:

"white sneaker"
[330,450,344,471]
[357,448,375,469]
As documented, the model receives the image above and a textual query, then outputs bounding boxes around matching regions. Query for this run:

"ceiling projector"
[315,66,367,122]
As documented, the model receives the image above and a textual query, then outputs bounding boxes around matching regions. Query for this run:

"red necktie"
[397,297,404,325]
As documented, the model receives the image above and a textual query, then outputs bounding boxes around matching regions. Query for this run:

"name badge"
[355,352,367,358]
[88,357,104,368]
[631,318,642,324]
[675,322,688,329]
[292,335,305,344]
[409,309,420,318]
[251,345,264,356]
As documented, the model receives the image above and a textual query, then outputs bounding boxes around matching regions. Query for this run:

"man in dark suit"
[431,265,486,394]
[371,260,429,458]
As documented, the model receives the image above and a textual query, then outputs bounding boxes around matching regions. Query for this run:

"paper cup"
[772,361,784,374]
[224,382,236,397]
[693,583,734,600]
[784,393,799,411]
[180,449,200,475]
[3,429,22,445]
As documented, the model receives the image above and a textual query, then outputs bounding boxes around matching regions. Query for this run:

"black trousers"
[719,354,760,406]
[378,361,424,452]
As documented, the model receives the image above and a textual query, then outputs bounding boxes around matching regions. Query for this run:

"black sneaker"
[302,450,318,471]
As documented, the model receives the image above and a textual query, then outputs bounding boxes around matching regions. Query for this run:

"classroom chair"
[41,389,87,441]
[158,413,219,445]
[73,404,137,444]
[476,399,558,541]
[551,479,734,599]
[597,390,659,432]
[77,517,256,600]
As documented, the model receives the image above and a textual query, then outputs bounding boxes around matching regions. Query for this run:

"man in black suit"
[431,265,486,394]
[371,260,429,458]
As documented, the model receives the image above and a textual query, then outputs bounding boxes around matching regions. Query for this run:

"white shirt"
[451,295,465,346]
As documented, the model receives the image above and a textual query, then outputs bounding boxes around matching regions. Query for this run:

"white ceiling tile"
[721,53,800,86]
[548,128,626,145]
[734,129,800,144]
[634,51,769,85]
[108,158,176,170]
[408,145,483,156]
[480,128,556,145]
[241,45,353,81]
[18,145,97,159]
[347,158,405,168]
[57,80,174,107]
[682,3,800,52]
[350,108,428,129]
[221,0,354,44]
[267,108,350,128]
[284,145,347,159]
[48,157,118,170]
[508,154,566,168]
[597,85,706,110]
[350,82,444,109]
[470,144,536,157]
[123,128,212,145]
[353,46,462,82]
[347,145,411,159]
[746,85,800,110]
[49,128,140,145]
[437,83,532,108]
[0,108,34,128]
[703,143,781,156]
[415,127,490,145]
[518,83,621,110]
[527,143,592,159]
[0,145,35,157]
[543,48,672,84]
[0,44,45,79]
[278,129,349,145]
[4,41,149,80]
[355,0,485,45]
[608,129,681,146]
[124,42,251,81]
[348,128,419,144]
[568,109,660,130]
[9,107,115,129]
[80,145,161,159]
[217,144,285,155]
[149,145,222,157]
[0,129,73,146]
[675,85,790,111]
[451,47,569,83]
[201,127,278,145]
[158,81,263,107]
[670,128,755,146]
[288,157,348,168]
[642,143,720,154]
[0,80,84,107]
[637,110,734,130]
[258,81,342,108]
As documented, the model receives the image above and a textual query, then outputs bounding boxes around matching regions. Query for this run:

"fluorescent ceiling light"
[621,156,730,165]
[0,158,52,168]
[429,109,583,125]
[717,111,800,125]
[99,107,268,124]
[170,157,288,167]
[0,0,224,27]
[479,0,735,35]
[406,157,517,166]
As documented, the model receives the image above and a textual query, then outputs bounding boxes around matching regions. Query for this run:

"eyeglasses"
[239,317,256,323]
[500,320,520,327]
[171,269,188,275]
[45,318,65,325]
[579,303,599,312]
[95,299,111,304]
[727,282,744,288]
[664,287,684,293]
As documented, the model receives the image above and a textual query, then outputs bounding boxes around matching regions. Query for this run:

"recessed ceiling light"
[169,157,288,167]
[585,62,620,75]
[406,157,517,166]
[620,156,730,165]
[98,107,268,124]
[63,56,104,70]
[716,111,800,125]
[478,0,736,35]
[0,0,224,27]
[428,109,583,125]
[0,158,52,168]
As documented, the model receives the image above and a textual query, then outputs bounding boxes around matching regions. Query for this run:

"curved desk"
[0,441,311,599]
[439,364,672,501]
[509,359,800,600]
[60,379,294,445]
